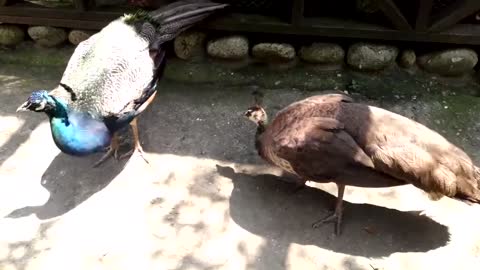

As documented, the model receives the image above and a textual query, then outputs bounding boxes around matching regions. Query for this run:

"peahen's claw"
[312,210,343,235]
[311,184,346,236]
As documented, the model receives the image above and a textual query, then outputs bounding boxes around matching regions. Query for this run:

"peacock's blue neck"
[46,97,112,156]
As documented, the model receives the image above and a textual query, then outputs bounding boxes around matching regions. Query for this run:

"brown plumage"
[244,91,480,235]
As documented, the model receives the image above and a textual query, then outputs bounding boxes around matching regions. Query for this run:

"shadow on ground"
[6,152,127,219]
[217,165,450,258]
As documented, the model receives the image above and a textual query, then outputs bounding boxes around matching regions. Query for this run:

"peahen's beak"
[16,101,31,112]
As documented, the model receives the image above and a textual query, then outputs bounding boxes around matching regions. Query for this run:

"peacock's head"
[244,90,268,126]
[16,90,55,113]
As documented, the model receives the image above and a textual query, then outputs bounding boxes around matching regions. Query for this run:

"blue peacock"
[16,0,228,167]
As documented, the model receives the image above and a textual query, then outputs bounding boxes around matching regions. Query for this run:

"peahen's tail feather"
[453,165,480,204]
[148,0,228,47]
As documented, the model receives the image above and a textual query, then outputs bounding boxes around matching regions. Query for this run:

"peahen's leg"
[312,183,345,235]
[93,133,120,168]
[120,118,149,164]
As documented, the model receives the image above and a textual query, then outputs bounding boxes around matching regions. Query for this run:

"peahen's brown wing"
[339,103,480,200]
[272,117,384,183]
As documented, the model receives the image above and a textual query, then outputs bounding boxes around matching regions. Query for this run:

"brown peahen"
[244,91,480,235]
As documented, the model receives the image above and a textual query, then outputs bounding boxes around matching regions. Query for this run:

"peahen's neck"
[254,120,268,157]
[46,97,112,156]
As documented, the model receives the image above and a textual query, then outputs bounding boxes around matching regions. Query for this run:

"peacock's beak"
[16,101,32,112]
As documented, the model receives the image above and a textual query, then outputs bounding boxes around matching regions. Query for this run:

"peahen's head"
[244,105,267,125]
[244,90,268,126]
[16,90,56,113]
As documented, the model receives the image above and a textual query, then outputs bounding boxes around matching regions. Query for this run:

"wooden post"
[415,0,433,31]
[291,0,304,26]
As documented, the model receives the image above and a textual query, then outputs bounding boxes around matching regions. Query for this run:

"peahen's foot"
[312,210,343,235]
[311,183,346,235]
[93,134,120,168]
[119,118,149,165]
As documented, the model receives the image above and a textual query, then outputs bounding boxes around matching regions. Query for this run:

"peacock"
[244,91,480,235]
[16,0,228,167]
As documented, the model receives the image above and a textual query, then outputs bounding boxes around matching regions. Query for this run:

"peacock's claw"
[93,146,119,168]
[119,118,149,165]
[119,145,149,164]
[92,135,120,168]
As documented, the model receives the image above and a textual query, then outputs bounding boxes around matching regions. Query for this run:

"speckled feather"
[50,19,155,120]
[48,1,227,129]
[257,93,480,203]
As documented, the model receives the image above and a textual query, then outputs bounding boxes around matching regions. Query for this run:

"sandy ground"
[0,64,479,270]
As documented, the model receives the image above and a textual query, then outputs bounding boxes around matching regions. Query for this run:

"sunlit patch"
[0,121,58,216]
[0,116,25,149]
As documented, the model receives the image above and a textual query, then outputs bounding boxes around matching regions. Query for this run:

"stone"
[27,26,67,47]
[207,35,249,60]
[174,31,206,60]
[0,24,25,46]
[68,30,94,45]
[299,43,344,64]
[347,42,398,71]
[399,49,416,68]
[252,43,295,62]
[418,49,478,76]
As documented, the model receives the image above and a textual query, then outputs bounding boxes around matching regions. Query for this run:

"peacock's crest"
[123,10,159,27]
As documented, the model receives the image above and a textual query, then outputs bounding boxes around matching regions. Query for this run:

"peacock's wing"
[51,19,156,122]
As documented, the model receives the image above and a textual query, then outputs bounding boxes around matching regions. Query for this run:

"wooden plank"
[376,0,412,30]
[291,0,304,26]
[1,10,480,45]
[0,6,120,21]
[200,16,480,45]
[0,15,110,29]
[73,0,87,11]
[415,0,433,31]
[429,0,480,31]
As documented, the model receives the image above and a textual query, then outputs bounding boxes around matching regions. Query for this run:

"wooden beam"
[376,0,412,31]
[73,0,87,11]
[429,0,480,31]
[291,0,304,26]
[1,9,480,45]
[201,16,480,45]
[0,15,109,29]
[0,6,120,21]
[415,0,433,31]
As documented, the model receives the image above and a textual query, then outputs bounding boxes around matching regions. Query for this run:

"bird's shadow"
[216,165,450,257]
[6,151,127,220]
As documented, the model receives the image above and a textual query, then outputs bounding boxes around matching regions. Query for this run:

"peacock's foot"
[119,118,149,165]
[93,137,120,168]
[119,143,149,164]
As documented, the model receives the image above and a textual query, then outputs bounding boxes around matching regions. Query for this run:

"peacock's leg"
[311,183,345,235]
[93,133,120,168]
[120,118,149,164]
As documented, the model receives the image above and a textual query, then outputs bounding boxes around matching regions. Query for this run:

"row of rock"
[184,34,477,76]
[1,24,478,77]
[0,24,92,47]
